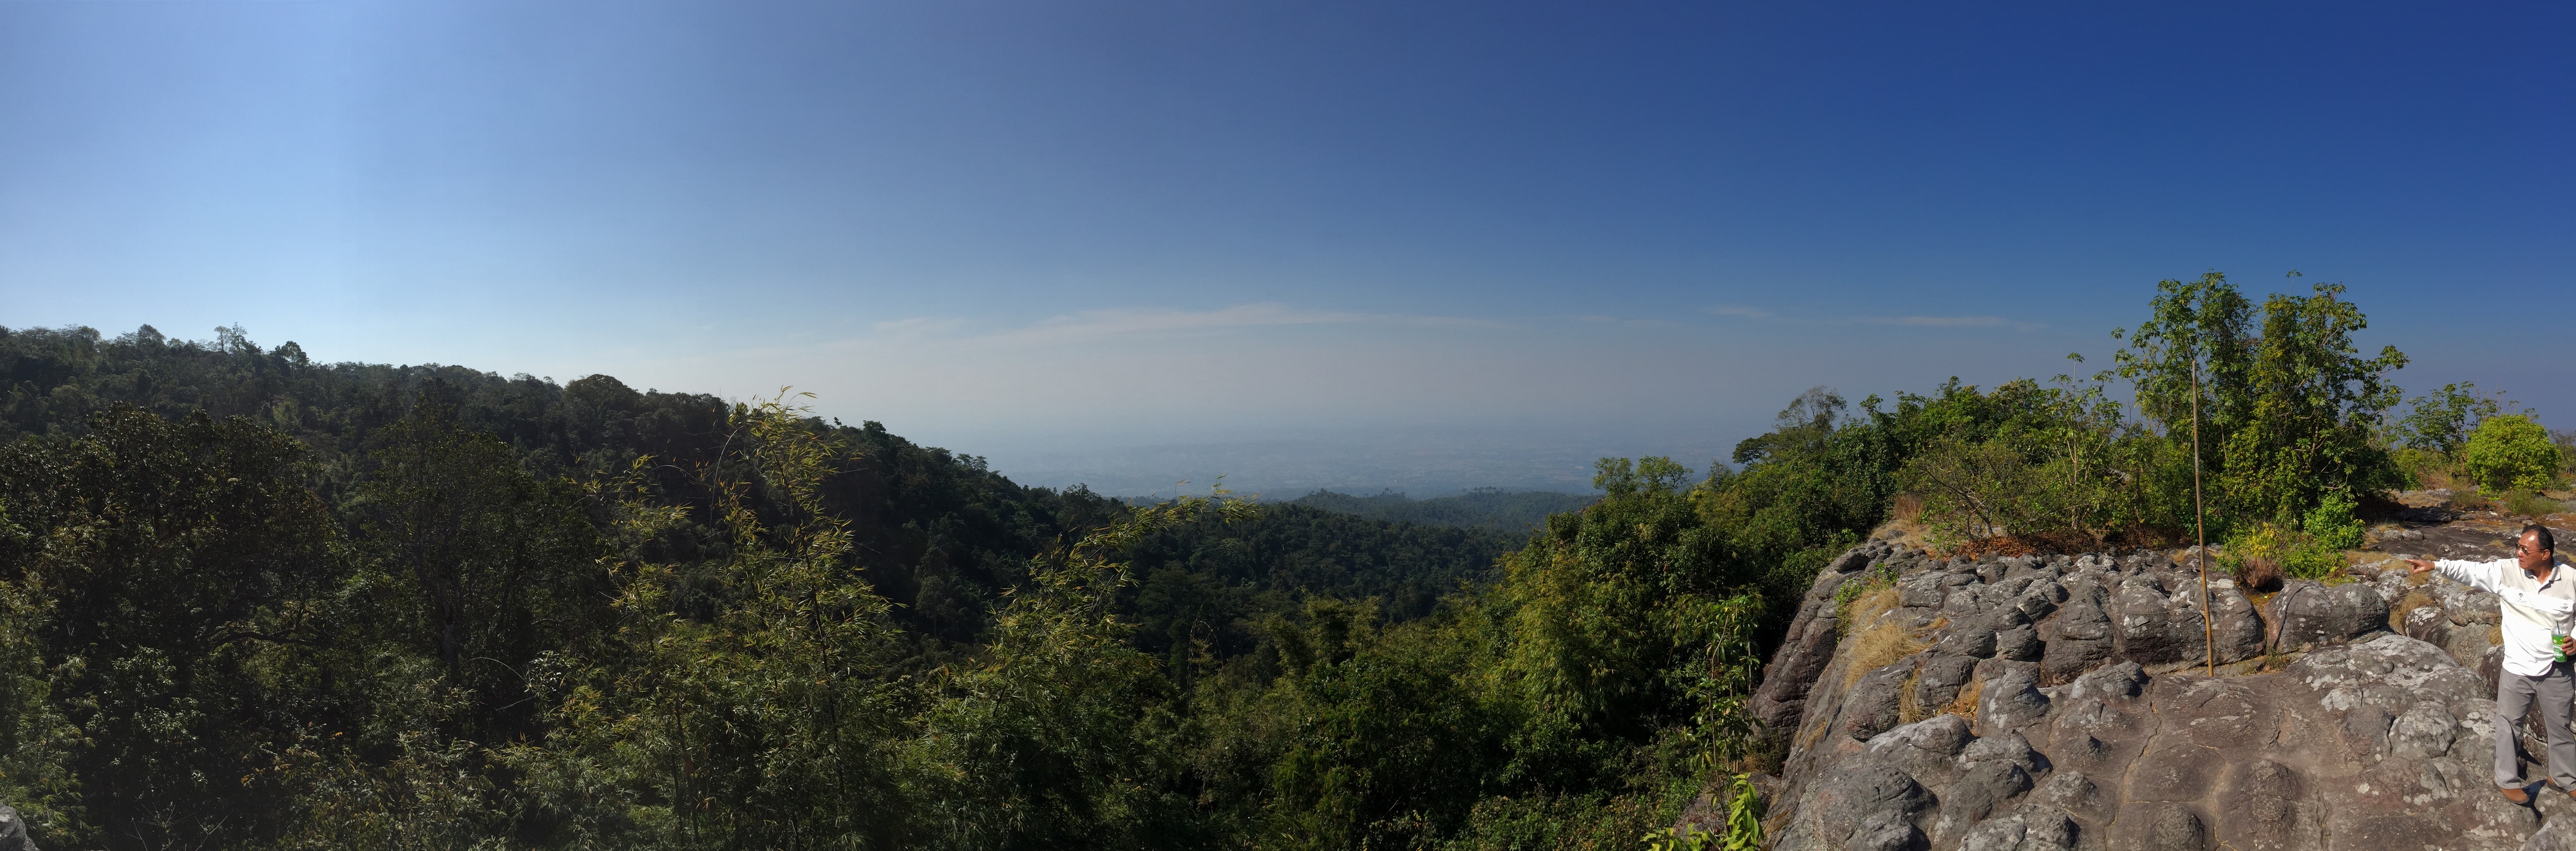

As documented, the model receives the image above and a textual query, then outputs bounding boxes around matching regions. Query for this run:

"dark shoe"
[2504,787,2533,805]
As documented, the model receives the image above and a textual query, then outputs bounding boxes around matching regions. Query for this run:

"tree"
[348,406,612,744]
[2396,382,2506,457]
[2217,282,2407,525]
[0,405,344,848]
[2118,274,2406,529]
[513,394,916,850]
[2465,414,2562,495]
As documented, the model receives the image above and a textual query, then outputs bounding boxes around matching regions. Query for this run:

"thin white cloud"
[1709,305,1774,319]
[1859,315,2046,331]
[871,316,965,338]
[1572,314,1678,327]
[963,303,1511,347]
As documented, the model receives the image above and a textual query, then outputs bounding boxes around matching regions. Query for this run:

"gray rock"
[2267,580,2391,653]
[2121,803,2210,851]
[2391,700,2459,760]
[1978,667,2052,732]
[1937,760,2034,831]
[1841,662,1914,741]
[2338,705,2391,761]
[2112,578,2196,664]
[1846,808,1927,851]
[1957,807,2078,851]
[2206,584,2268,664]
[2027,770,2110,820]
[2016,580,2066,620]
[1963,729,2049,776]
[2528,816,2576,851]
[0,805,33,851]
[2067,661,2148,702]
[1917,653,1980,710]
[2218,760,2315,850]
[2041,581,2116,684]
[1867,714,1973,786]
[1753,568,1855,744]
[1995,624,2044,662]
[1937,627,2000,659]
[1762,544,2541,851]
[1803,759,1933,848]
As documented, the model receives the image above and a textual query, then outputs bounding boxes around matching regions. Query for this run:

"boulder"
[2267,580,2391,653]
[0,805,32,851]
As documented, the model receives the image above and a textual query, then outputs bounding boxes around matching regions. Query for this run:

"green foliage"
[1642,825,1712,851]
[2224,522,2345,582]
[2116,273,2407,531]
[2302,490,2366,551]
[520,394,920,848]
[1120,502,1520,653]
[2504,491,2568,519]
[0,405,348,848]
[2397,382,2505,456]
[1245,468,1768,850]
[0,271,2488,851]
[1722,774,1763,850]
[1287,488,1595,533]
[1868,370,2188,551]
[2465,414,2562,496]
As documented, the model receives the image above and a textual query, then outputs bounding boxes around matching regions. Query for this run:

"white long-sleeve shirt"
[2436,557,2576,677]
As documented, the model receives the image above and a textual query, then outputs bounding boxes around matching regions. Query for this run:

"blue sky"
[4,1,2569,494]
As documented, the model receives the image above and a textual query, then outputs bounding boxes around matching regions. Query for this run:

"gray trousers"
[2497,664,2576,789]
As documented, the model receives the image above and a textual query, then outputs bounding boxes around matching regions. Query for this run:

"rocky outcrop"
[1752,530,2573,851]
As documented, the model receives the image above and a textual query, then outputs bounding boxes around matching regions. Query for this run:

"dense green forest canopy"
[1284,488,1595,533]
[0,275,2556,850]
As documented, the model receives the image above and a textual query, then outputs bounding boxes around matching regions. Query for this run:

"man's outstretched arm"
[2407,557,2507,591]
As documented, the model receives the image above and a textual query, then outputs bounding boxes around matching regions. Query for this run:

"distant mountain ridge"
[1285,487,1596,533]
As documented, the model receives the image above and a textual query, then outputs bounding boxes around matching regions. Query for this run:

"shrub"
[2303,490,2366,551]
[2504,490,2567,519]
[2465,414,2562,495]
[2226,522,2344,582]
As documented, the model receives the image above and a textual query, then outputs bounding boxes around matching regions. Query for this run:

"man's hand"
[2561,635,2575,658]
[2407,559,2437,575]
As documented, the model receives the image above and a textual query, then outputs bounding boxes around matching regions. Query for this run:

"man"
[2409,524,2573,805]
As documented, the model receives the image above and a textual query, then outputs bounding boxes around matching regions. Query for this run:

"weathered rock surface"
[1754,526,2576,851]
[0,804,37,851]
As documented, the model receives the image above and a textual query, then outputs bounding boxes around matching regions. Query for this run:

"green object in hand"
[2557,630,2569,664]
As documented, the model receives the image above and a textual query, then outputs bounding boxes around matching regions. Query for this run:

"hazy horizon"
[8,2,2570,489]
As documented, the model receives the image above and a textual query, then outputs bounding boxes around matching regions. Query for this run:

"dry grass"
[1897,671,1924,725]
[2389,589,2439,633]
[1867,493,1936,551]
[1941,678,1982,720]
[1931,525,2186,559]
[1840,618,1927,693]
[2235,556,2283,592]
[1838,585,1902,633]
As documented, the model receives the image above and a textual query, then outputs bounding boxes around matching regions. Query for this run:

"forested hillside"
[1285,488,1595,532]
[0,275,2561,850]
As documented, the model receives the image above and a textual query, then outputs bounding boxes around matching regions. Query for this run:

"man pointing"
[2409,524,2572,805]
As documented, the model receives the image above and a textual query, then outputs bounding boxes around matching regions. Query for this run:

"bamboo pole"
[2193,356,2213,676]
